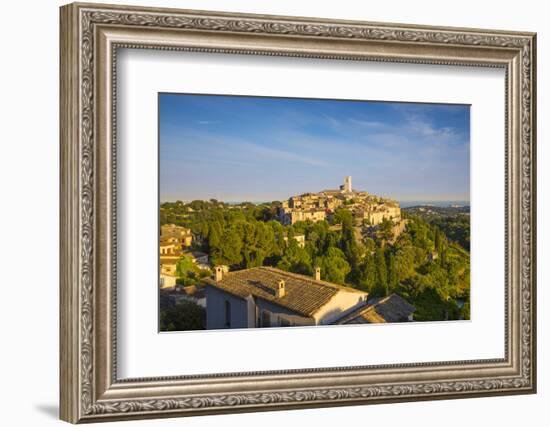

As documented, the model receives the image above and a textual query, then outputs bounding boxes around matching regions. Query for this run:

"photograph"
[158,94,471,332]
[56,3,536,421]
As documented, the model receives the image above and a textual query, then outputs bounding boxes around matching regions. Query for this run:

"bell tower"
[344,176,352,193]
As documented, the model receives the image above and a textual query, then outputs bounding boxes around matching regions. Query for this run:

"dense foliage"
[174,257,211,287]
[160,300,206,331]
[161,200,470,321]
[403,205,470,251]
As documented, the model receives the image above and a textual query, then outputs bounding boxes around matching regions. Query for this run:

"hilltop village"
[278,176,406,245]
[279,176,401,226]
[159,177,471,331]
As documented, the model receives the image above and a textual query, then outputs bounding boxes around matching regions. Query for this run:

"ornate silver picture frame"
[60,2,536,423]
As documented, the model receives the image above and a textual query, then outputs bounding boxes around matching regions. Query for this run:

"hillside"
[160,199,470,322]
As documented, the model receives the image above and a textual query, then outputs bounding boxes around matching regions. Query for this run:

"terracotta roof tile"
[335,294,415,324]
[203,267,365,317]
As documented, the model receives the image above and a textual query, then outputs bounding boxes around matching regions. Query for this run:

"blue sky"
[159,93,470,203]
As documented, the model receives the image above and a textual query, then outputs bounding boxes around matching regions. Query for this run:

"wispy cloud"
[161,128,327,168]
[401,112,463,142]
[348,118,387,129]
[197,120,220,125]
[159,94,470,202]
[242,142,327,166]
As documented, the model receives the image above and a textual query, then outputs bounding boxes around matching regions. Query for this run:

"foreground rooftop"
[203,266,366,317]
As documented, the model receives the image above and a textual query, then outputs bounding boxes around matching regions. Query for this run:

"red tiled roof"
[335,294,415,324]
[203,267,365,317]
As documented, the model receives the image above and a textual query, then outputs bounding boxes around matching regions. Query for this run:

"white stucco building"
[203,266,369,329]
[159,272,177,289]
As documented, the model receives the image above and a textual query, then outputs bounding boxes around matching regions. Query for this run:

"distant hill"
[403,205,470,218]
[403,205,470,252]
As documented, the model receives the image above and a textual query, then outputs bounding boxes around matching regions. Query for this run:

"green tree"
[379,218,394,240]
[460,301,470,320]
[357,255,377,293]
[407,218,431,250]
[363,237,376,254]
[176,255,195,279]
[237,221,275,268]
[340,210,362,271]
[394,246,418,282]
[373,247,388,296]
[212,227,243,267]
[318,247,351,285]
[387,251,398,292]
[407,286,458,321]
[333,208,353,225]
[434,227,442,253]
[277,240,312,275]
[268,220,286,257]
[160,301,206,331]
[440,247,448,266]
[207,220,222,250]
[160,196,471,323]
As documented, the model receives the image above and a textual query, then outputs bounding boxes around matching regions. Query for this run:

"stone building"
[358,204,401,225]
[161,224,193,247]
[159,239,181,256]
[342,175,352,192]
[182,250,210,269]
[159,254,179,289]
[283,234,306,248]
[277,176,401,226]
[160,271,177,289]
[160,257,178,275]
[282,209,326,225]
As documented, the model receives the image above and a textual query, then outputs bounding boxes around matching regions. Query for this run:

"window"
[224,300,231,328]
[261,310,271,327]
[279,317,291,327]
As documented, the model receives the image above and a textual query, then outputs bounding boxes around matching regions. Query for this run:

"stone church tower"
[344,176,352,193]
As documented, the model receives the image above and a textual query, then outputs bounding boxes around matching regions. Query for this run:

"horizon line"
[160,197,471,204]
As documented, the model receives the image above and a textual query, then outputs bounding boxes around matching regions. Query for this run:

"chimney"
[314,266,321,281]
[276,280,286,298]
[214,265,225,282]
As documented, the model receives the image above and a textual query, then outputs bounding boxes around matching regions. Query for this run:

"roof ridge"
[204,266,339,317]
[332,302,374,324]
[259,266,366,294]
[376,295,392,305]
[259,266,324,284]
[226,266,264,275]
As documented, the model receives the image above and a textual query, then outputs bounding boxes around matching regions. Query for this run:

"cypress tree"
[387,252,397,292]
[375,248,388,296]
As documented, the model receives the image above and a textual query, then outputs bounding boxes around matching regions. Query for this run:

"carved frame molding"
[60,2,536,423]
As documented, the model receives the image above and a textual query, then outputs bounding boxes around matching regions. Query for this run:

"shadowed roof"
[335,294,415,324]
[203,267,366,317]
